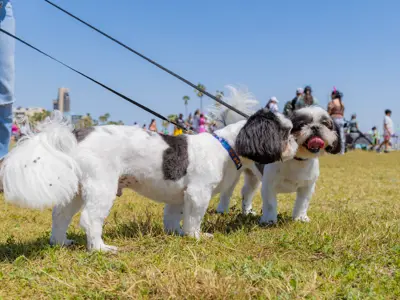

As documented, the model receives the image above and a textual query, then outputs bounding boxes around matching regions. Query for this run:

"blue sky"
[10,0,400,132]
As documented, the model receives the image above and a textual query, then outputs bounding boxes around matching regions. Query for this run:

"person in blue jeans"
[0,0,15,160]
[327,88,345,154]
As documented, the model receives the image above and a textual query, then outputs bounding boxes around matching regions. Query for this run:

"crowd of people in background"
[133,85,396,154]
[276,86,396,153]
[137,109,218,136]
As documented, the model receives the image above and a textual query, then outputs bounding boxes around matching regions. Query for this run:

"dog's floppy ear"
[325,118,342,154]
[235,109,287,164]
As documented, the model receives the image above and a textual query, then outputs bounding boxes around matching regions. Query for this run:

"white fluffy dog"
[1,87,298,252]
[216,106,342,224]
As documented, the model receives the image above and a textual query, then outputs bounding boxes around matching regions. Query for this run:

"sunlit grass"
[0,151,399,299]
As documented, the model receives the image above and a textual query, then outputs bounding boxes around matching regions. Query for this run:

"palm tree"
[167,114,178,123]
[182,95,190,118]
[82,113,94,128]
[104,113,110,122]
[29,110,51,125]
[194,83,206,113]
[99,113,110,125]
[162,120,169,134]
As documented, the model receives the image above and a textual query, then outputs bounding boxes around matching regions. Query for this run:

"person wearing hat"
[266,96,279,113]
[294,86,318,110]
[283,88,303,116]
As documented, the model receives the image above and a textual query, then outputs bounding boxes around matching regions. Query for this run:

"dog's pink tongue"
[307,137,325,149]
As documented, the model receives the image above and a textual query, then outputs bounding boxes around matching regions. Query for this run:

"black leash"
[0,28,188,132]
[44,0,249,119]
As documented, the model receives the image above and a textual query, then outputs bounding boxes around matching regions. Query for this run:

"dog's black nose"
[311,125,319,132]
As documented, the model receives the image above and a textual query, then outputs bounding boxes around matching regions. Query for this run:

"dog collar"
[294,156,308,161]
[212,134,242,170]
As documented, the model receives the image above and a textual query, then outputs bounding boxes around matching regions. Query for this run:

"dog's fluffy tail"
[207,85,259,128]
[1,111,81,209]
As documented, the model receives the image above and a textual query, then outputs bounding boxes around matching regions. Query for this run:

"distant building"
[53,87,71,114]
[13,106,46,120]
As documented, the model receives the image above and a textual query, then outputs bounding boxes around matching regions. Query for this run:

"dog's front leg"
[260,183,278,224]
[292,183,316,222]
[183,187,212,239]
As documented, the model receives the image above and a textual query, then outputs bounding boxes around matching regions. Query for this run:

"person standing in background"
[283,88,303,116]
[186,113,193,130]
[198,114,207,133]
[348,114,359,144]
[0,0,16,160]
[148,119,158,132]
[173,114,186,136]
[327,88,345,154]
[371,126,380,149]
[265,97,279,113]
[295,86,318,110]
[377,109,394,153]
[192,109,200,133]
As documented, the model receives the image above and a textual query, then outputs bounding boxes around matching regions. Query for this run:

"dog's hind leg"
[163,203,183,235]
[292,183,315,223]
[241,170,260,215]
[79,178,118,253]
[183,186,212,239]
[50,196,83,246]
[216,175,240,214]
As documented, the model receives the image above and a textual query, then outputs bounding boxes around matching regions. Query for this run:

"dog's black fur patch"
[235,109,288,164]
[160,134,189,181]
[325,119,342,154]
[290,112,313,133]
[73,127,95,143]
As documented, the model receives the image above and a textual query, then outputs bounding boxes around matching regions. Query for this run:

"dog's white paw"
[185,231,201,240]
[293,215,311,223]
[243,209,256,216]
[201,232,214,239]
[96,244,118,253]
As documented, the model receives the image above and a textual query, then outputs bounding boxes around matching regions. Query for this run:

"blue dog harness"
[212,133,242,170]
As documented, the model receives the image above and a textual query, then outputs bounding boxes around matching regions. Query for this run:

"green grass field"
[0,151,399,299]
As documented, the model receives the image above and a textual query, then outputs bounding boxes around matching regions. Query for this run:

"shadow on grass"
[0,209,293,261]
[0,235,51,262]
[106,207,293,240]
[105,210,165,239]
[204,207,293,235]
[0,232,87,262]
[106,207,294,240]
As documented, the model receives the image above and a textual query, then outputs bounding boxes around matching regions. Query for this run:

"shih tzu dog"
[216,105,342,224]
[0,86,297,252]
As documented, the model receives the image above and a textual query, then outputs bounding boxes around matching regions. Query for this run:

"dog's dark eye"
[291,122,304,132]
[322,120,333,129]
